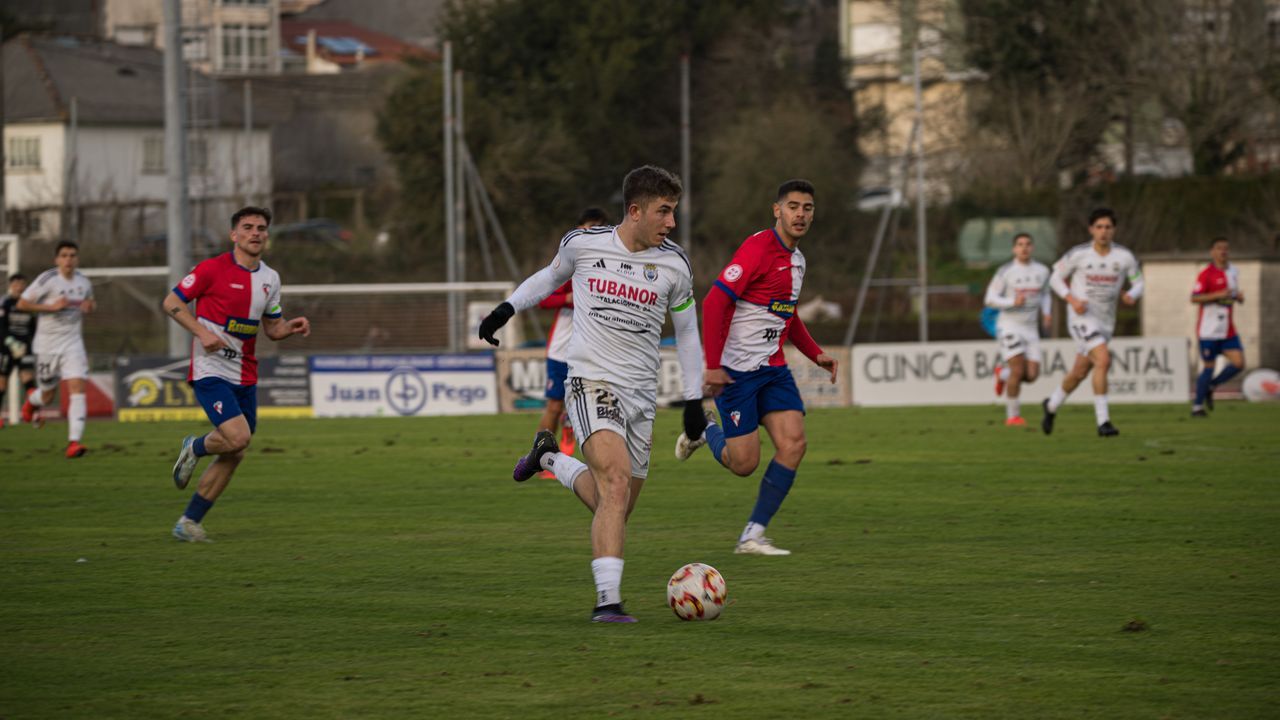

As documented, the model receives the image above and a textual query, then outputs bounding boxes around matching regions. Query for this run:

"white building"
[3,34,271,241]
[103,0,283,75]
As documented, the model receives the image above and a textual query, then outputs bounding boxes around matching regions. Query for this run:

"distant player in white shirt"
[1041,208,1143,437]
[477,166,706,624]
[17,241,96,458]
[984,232,1051,426]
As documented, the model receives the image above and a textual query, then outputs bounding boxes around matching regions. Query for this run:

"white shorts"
[1067,316,1111,356]
[35,347,89,390]
[997,324,1043,363]
[565,377,655,479]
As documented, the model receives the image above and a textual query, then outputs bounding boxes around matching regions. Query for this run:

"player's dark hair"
[231,206,272,228]
[1088,207,1117,226]
[622,166,682,212]
[1210,236,1229,248]
[8,273,26,283]
[54,240,78,255]
[576,207,611,227]
[776,179,816,201]
[1012,232,1033,245]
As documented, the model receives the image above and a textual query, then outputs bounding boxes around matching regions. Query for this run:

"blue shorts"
[714,365,805,439]
[1199,336,1243,362]
[193,378,258,434]
[545,358,569,401]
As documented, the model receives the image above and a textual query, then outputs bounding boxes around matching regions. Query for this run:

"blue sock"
[1211,364,1241,388]
[1195,367,1214,405]
[705,423,728,467]
[193,434,208,458]
[748,460,797,527]
[184,493,214,523]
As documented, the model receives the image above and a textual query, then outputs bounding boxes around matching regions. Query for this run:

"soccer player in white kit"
[1041,208,1143,437]
[17,241,96,458]
[984,232,1051,426]
[477,166,707,623]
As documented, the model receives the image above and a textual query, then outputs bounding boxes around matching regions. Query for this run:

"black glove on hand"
[683,399,708,440]
[478,302,515,346]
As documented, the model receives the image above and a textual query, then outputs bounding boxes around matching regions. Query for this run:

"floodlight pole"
[454,69,466,354]
[442,42,458,353]
[679,53,692,253]
[912,41,929,343]
[163,0,192,357]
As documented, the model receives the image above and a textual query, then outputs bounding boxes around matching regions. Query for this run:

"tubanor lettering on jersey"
[587,277,658,305]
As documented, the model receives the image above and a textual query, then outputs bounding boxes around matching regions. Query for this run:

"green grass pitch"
[2,403,1278,718]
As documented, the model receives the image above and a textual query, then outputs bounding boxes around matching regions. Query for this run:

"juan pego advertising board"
[851,337,1189,407]
[309,354,498,417]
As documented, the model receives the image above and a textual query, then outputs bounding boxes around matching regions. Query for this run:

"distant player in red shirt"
[676,179,837,556]
[162,206,311,542]
[1190,236,1245,416]
[534,208,611,475]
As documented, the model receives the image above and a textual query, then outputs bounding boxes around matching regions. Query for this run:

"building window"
[221,23,271,72]
[143,136,165,174]
[6,137,41,170]
[183,29,209,62]
[140,137,209,173]
[189,137,209,172]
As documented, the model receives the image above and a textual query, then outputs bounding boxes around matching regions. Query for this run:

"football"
[667,563,727,621]
[1242,368,1280,402]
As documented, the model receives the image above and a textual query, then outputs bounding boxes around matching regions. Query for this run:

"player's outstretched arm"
[788,316,837,383]
[264,315,311,340]
[481,259,572,346]
[161,290,225,353]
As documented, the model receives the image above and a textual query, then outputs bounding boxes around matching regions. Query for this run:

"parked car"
[268,218,353,252]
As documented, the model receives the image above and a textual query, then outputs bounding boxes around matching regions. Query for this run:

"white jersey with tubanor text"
[508,225,695,392]
[1052,242,1142,336]
[985,259,1051,334]
[21,269,93,355]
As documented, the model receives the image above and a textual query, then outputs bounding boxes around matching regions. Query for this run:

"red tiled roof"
[280,19,435,66]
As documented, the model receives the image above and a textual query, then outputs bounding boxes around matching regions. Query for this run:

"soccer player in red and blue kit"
[676,179,837,556]
[1190,236,1245,417]
[162,207,311,542]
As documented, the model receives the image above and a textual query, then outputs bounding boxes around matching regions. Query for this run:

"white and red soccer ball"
[667,563,727,621]
[1242,369,1280,402]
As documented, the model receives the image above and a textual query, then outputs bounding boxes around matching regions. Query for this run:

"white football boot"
[172,517,211,543]
[674,411,717,461]
[734,536,791,556]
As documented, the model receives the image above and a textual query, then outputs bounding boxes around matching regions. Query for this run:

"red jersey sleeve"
[1191,266,1214,297]
[173,257,217,302]
[711,237,768,302]
[538,281,573,310]
[787,315,823,363]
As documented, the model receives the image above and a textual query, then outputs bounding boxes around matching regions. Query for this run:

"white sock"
[998,366,1010,382]
[68,393,86,442]
[1006,397,1020,419]
[1094,395,1110,425]
[1047,386,1067,413]
[590,556,624,607]
[27,388,45,407]
[739,521,766,544]
[542,451,588,493]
